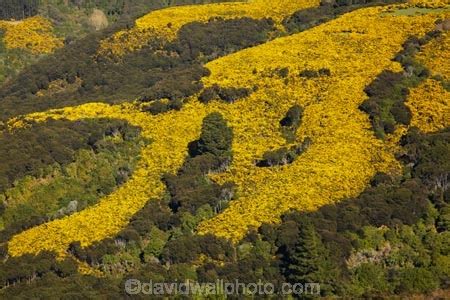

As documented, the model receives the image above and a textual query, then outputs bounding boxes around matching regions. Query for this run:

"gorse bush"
[0,16,62,54]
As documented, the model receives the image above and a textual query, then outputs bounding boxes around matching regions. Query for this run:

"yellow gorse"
[417,31,450,81]
[5,5,447,259]
[98,0,320,57]
[406,31,450,132]
[406,79,449,133]
[406,31,449,133]
[0,16,63,54]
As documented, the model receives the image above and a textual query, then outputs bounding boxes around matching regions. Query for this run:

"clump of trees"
[163,112,235,213]
[0,118,138,193]
[170,17,275,62]
[280,104,303,142]
[256,138,312,167]
[299,68,331,78]
[0,0,39,20]
[199,83,253,104]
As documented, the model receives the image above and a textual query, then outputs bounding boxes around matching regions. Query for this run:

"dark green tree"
[286,218,338,296]
[196,112,233,160]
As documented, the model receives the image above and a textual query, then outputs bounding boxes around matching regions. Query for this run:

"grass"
[385,6,449,16]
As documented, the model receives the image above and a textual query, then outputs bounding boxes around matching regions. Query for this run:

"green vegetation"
[386,6,450,16]
[0,118,144,242]
[199,83,253,104]
[0,30,43,84]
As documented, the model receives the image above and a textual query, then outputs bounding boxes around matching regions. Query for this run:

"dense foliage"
[3,3,445,257]
[0,0,448,298]
[0,118,143,244]
[283,0,404,33]
[0,0,39,20]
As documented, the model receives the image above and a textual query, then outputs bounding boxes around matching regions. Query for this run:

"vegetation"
[406,78,449,133]
[0,16,62,84]
[98,0,321,57]
[280,104,303,142]
[197,5,441,241]
[359,30,440,138]
[0,16,62,54]
[1,125,448,298]
[283,0,405,33]
[256,138,312,167]
[2,4,444,257]
[0,118,144,242]
[0,15,276,120]
[0,0,448,298]
[0,0,39,20]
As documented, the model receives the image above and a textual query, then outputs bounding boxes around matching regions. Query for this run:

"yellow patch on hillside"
[417,31,450,80]
[406,79,449,133]
[6,6,445,258]
[0,16,63,54]
[197,6,442,241]
[98,0,320,57]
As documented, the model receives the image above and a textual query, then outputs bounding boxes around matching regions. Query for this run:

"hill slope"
[6,4,445,253]
[0,0,449,298]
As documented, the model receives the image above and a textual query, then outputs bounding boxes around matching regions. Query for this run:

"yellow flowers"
[0,16,63,54]
[5,4,447,257]
[196,6,442,241]
[407,31,449,133]
[98,0,320,57]
[417,31,449,80]
[406,79,449,133]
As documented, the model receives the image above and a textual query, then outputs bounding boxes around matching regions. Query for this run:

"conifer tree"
[286,218,338,296]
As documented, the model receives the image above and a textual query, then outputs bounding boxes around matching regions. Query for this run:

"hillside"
[0,0,449,298]
[0,0,229,84]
